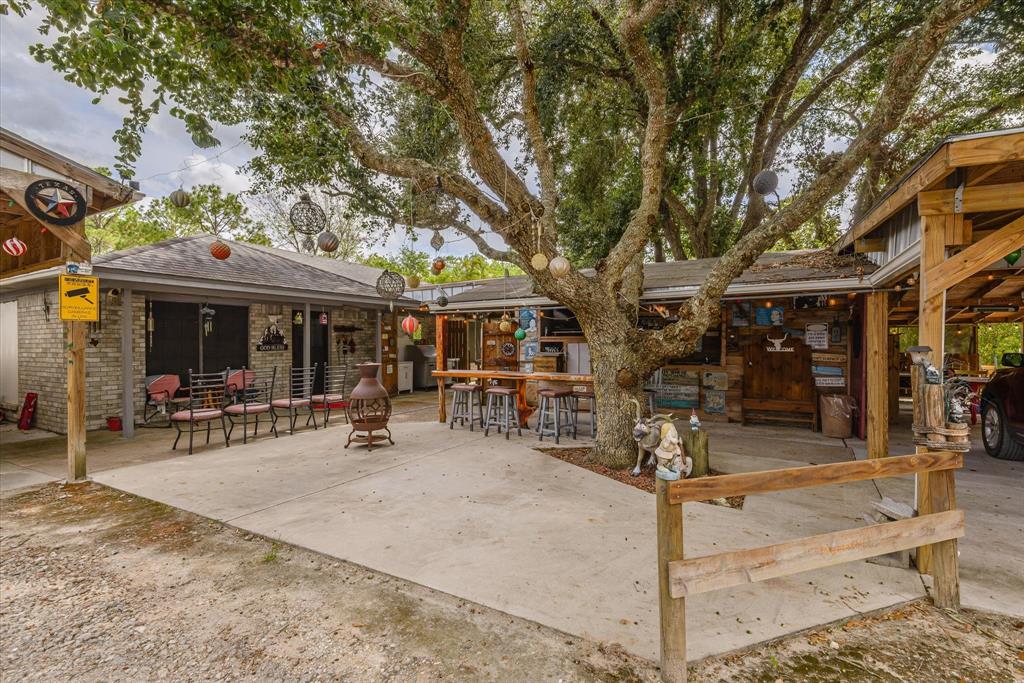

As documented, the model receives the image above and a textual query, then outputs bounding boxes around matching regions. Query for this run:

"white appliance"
[565,342,592,375]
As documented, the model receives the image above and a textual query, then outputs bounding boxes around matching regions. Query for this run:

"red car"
[981,353,1024,461]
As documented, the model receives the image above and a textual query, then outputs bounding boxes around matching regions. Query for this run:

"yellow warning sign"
[59,274,99,322]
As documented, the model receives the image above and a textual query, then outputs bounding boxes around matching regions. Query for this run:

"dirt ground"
[2,482,1022,682]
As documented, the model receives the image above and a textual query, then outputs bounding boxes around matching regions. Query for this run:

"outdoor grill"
[344,362,394,451]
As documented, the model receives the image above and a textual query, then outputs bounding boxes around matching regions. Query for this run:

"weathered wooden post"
[907,346,961,608]
[680,428,708,478]
[656,476,686,682]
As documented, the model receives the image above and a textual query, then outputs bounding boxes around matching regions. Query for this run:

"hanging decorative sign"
[815,376,846,387]
[58,274,99,322]
[25,179,87,226]
[764,332,795,352]
[729,302,751,327]
[319,312,328,325]
[2,237,27,257]
[793,295,828,310]
[805,323,829,350]
[702,371,728,390]
[812,365,844,377]
[256,322,288,351]
[703,390,726,414]
[293,311,303,325]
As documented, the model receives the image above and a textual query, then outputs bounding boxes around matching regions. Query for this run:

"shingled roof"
[92,234,412,306]
[442,250,876,309]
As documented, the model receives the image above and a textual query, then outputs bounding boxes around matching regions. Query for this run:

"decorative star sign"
[24,179,87,226]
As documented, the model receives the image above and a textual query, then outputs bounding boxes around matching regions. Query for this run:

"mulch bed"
[536,446,745,509]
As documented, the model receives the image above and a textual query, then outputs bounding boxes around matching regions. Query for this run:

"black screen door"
[146,301,200,385]
[202,304,249,372]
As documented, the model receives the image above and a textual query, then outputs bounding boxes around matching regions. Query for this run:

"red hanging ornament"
[2,237,27,257]
[432,257,446,273]
[209,239,231,260]
[401,314,420,335]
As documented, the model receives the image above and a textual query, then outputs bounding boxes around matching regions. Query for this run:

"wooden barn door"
[743,334,815,421]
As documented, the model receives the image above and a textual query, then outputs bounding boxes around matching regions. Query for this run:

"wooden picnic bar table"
[432,369,593,426]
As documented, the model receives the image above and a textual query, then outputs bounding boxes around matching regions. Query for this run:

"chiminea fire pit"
[344,362,394,451]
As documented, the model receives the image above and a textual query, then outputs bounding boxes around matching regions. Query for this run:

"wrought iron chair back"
[225,366,278,443]
[286,364,318,401]
[185,369,229,414]
[236,366,276,405]
[323,364,348,398]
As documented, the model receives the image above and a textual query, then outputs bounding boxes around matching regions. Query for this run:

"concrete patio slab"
[94,420,926,663]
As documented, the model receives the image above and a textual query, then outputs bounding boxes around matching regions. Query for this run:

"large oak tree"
[12,0,1012,465]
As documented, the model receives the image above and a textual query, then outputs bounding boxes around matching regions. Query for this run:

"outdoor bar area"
[429,251,879,437]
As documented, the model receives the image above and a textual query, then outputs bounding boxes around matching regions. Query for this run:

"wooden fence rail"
[656,451,962,683]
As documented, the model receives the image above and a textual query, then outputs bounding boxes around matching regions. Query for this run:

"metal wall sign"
[59,274,99,321]
[25,179,87,226]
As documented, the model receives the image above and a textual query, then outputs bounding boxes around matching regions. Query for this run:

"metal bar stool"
[483,385,521,439]
[536,387,575,443]
[571,388,596,437]
[449,383,484,431]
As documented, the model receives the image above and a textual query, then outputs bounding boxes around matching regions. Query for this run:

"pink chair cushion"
[170,408,223,422]
[272,398,310,409]
[311,394,347,404]
[224,403,271,415]
[147,374,181,402]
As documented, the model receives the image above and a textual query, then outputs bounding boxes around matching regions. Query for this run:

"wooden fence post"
[656,476,686,682]
[681,429,709,478]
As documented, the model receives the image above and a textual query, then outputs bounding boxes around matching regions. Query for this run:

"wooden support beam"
[918,181,1024,216]
[121,288,135,439]
[667,451,961,504]
[66,319,86,481]
[866,291,889,459]
[657,477,687,682]
[966,163,1008,186]
[668,511,965,598]
[436,314,447,423]
[855,237,886,253]
[924,215,1024,297]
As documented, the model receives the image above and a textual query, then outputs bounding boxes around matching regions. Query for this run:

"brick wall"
[15,294,383,432]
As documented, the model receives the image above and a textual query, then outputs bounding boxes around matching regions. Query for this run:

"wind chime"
[200,304,216,336]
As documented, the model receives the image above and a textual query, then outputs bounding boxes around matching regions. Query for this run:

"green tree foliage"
[143,184,270,245]
[978,322,1024,367]
[361,246,521,284]
[249,189,372,260]
[85,205,171,254]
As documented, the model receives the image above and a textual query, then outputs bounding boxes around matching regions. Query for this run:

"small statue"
[689,409,700,432]
[654,421,692,480]
[629,398,675,476]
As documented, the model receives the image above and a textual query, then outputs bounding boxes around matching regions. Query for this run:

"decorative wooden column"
[436,313,447,423]
[865,291,889,459]
[66,319,87,481]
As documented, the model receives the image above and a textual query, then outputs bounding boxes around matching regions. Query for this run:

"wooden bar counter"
[432,369,593,425]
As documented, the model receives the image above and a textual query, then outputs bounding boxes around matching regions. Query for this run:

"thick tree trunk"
[590,351,649,469]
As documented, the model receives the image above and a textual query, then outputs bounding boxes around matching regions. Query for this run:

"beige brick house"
[1,234,415,433]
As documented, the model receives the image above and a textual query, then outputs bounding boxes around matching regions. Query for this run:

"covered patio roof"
[0,234,416,308]
[439,249,877,311]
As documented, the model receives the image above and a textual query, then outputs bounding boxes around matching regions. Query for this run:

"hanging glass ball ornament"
[499,313,512,333]
[752,169,779,196]
[2,237,28,257]
[432,257,446,273]
[514,328,527,341]
[548,255,571,278]
[210,239,231,260]
[169,188,191,208]
[406,274,421,289]
[289,193,328,235]
[1005,249,1021,266]
[316,231,340,253]
[430,229,444,251]
[530,253,549,271]
[436,293,449,308]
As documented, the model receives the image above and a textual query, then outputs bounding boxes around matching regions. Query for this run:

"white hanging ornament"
[548,255,571,278]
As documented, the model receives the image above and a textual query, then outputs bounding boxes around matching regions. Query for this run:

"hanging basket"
[289,193,328,235]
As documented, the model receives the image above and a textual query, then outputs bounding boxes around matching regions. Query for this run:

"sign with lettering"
[811,353,847,363]
[815,376,846,387]
[805,323,829,350]
[58,274,99,322]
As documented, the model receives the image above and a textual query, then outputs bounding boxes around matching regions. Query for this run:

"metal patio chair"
[271,364,319,435]
[143,374,190,426]
[224,366,277,444]
[312,364,349,426]
[171,369,230,454]
[225,368,257,404]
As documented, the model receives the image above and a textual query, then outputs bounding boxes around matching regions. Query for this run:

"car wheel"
[981,401,1024,461]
